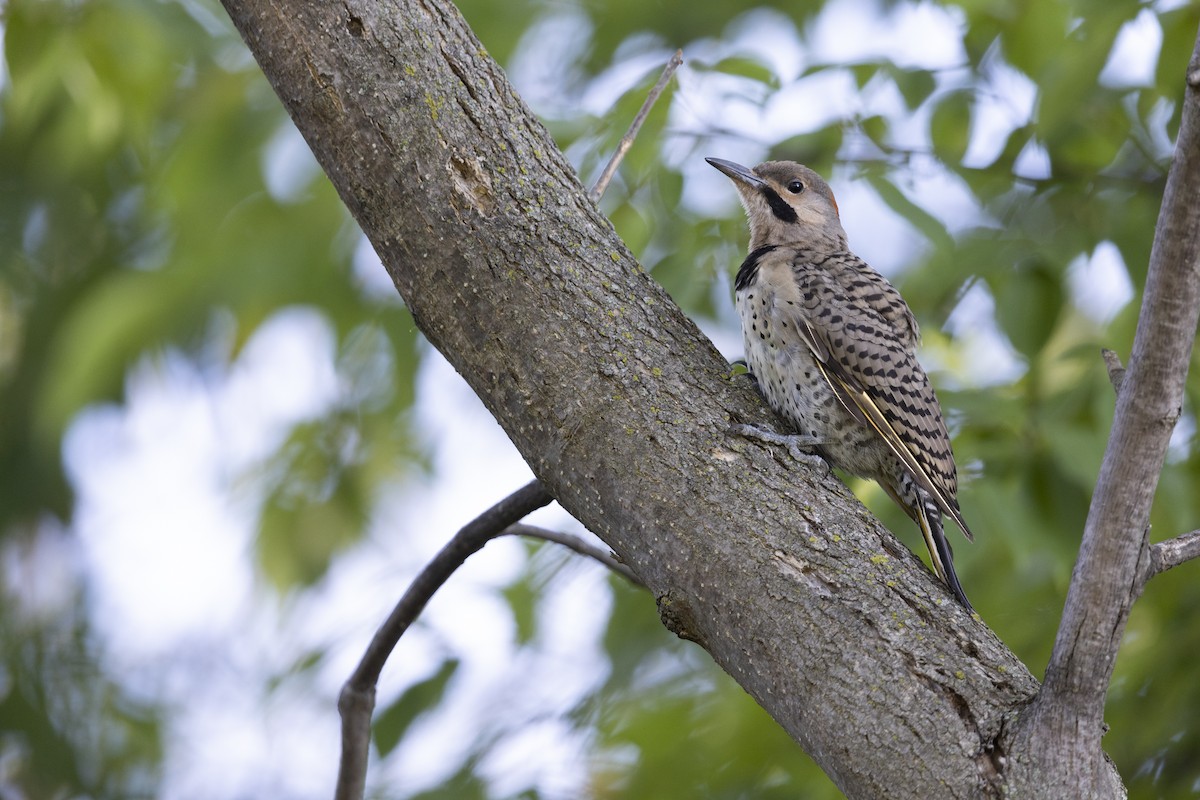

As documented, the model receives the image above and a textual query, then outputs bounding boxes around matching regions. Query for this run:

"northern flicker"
[707,157,974,611]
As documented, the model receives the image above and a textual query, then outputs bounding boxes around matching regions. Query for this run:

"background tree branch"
[1006,26,1200,797]
[336,480,552,800]
[212,0,1186,796]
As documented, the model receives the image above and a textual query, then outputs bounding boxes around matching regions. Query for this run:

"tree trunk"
[217,0,1139,796]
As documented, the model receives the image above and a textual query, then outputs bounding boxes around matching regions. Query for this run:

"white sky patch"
[507,11,592,115]
[163,677,342,799]
[901,164,989,235]
[214,307,340,463]
[481,718,592,799]
[1013,138,1052,180]
[762,68,863,138]
[352,234,400,300]
[805,0,966,69]
[262,121,322,204]
[943,280,1026,387]
[1066,241,1135,323]
[724,8,805,81]
[963,53,1038,168]
[1100,9,1163,88]
[1168,411,1196,463]
[580,45,677,118]
[65,367,256,657]
[63,309,339,658]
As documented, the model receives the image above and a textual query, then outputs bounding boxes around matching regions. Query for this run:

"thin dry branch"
[333,487,644,800]
[334,480,552,800]
[589,50,684,202]
[505,523,644,585]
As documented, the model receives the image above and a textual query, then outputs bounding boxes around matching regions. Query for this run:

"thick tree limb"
[220,0,1087,796]
[1005,25,1200,797]
[334,48,667,797]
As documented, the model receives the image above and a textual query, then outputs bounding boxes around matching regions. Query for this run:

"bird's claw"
[729,423,829,471]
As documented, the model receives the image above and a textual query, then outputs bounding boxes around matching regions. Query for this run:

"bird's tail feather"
[916,499,973,613]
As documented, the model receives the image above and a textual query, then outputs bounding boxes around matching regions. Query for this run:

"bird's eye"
[786,180,804,194]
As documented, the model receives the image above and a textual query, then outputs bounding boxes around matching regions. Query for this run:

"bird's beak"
[705,157,764,189]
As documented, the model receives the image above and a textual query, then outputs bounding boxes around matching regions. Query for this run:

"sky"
[7,0,1166,796]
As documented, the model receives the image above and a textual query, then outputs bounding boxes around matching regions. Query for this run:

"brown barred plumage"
[708,157,974,611]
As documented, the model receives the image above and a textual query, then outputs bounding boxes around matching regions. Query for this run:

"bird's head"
[706,158,846,251]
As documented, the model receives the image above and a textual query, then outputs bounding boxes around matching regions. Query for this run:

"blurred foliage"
[3,0,1200,797]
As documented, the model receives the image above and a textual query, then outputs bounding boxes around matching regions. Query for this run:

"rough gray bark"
[214,0,1196,796]
[1003,28,1200,798]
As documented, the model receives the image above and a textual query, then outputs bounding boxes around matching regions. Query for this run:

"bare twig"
[589,49,684,202]
[504,523,644,586]
[1149,529,1200,578]
[1101,348,1126,394]
[333,487,646,800]
[335,480,552,800]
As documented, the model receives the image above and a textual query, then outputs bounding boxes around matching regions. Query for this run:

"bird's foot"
[729,423,829,471]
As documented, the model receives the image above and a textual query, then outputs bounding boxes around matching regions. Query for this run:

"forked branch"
[333,44,678,796]
[334,480,553,800]
[1007,25,1200,796]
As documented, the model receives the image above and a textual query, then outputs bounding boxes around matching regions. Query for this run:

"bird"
[707,156,974,612]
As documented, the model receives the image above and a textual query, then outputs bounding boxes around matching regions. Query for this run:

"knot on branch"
[1101,349,1125,395]
[449,153,496,216]
[657,590,704,645]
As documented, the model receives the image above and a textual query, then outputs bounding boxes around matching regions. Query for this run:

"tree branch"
[589,50,683,202]
[334,480,552,800]
[504,523,644,586]
[1007,24,1200,796]
[1148,529,1200,579]
[1101,351,1200,590]
[221,0,1061,796]
[1101,348,1126,394]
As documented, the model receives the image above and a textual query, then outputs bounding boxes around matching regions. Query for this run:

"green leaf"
[887,65,937,109]
[374,659,460,757]
[710,55,779,89]
[990,260,1064,359]
[860,114,889,148]
[929,90,973,165]
[865,173,954,253]
[848,61,882,89]
[502,576,539,646]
